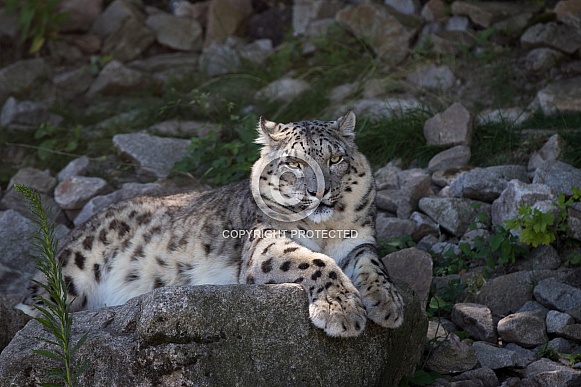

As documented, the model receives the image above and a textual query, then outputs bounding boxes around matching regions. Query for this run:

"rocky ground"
[1,0,581,386]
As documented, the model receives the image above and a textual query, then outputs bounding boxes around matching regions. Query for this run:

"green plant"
[565,252,581,267]
[461,224,528,268]
[506,187,581,249]
[506,205,556,247]
[377,236,415,257]
[5,0,67,53]
[88,55,113,76]
[14,185,87,387]
[536,344,560,361]
[470,118,531,166]
[356,107,446,169]
[520,112,581,168]
[563,353,581,366]
[433,246,468,276]
[427,279,465,318]
[173,113,260,186]
[34,123,82,162]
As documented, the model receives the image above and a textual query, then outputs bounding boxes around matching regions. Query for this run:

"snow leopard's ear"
[337,111,356,140]
[256,116,285,146]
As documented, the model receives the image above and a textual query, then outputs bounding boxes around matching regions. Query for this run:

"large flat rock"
[0,284,426,386]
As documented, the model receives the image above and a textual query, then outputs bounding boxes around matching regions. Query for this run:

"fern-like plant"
[14,184,86,387]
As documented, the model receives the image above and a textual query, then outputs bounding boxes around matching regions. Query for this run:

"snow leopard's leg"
[339,243,404,329]
[240,228,366,337]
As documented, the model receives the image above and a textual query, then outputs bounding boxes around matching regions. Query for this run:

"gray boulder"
[336,2,414,65]
[54,176,110,211]
[451,367,499,387]
[516,245,562,271]
[0,58,51,103]
[490,179,554,227]
[418,197,486,236]
[0,284,426,386]
[199,39,242,77]
[53,66,95,99]
[255,78,311,102]
[423,102,473,146]
[0,97,63,130]
[93,0,155,62]
[425,333,478,374]
[546,310,575,334]
[520,21,581,54]
[145,12,203,51]
[451,303,497,343]
[427,145,471,173]
[533,160,581,196]
[376,213,417,241]
[524,358,581,386]
[450,165,529,203]
[476,270,559,318]
[87,60,156,97]
[472,342,525,370]
[58,156,91,182]
[535,77,581,116]
[534,278,581,312]
[497,311,547,348]
[0,210,38,293]
[382,248,433,310]
[547,337,579,354]
[407,64,456,91]
[0,295,31,352]
[528,134,565,171]
[112,133,191,179]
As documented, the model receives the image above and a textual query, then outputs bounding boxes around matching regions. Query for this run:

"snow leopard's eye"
[329,156,342,165]
[287,161,300,169]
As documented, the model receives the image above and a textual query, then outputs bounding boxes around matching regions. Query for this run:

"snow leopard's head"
[251,111,362,223]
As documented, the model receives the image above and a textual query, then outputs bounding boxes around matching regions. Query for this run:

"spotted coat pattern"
[17,112,405,337]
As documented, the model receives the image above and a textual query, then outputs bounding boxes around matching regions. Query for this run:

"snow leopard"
[17,111,405,337]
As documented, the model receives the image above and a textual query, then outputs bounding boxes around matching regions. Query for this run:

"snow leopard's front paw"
[308,278,366,337]
[359,274,405,329]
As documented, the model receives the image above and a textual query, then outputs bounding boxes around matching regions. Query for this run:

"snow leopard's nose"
[307,187,329,197]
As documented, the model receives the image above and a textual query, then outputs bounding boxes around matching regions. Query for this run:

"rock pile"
[1,99,580,385]
[2,0,581,385]
[0,0,581,125]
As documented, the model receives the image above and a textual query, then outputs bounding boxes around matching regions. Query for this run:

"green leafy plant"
[5,0,67,54]
[563,353,581,366]
[427,279,465,318]
[433,246,469,276]
[506,205,556,247]
[174,113,260,186]
[14,184,87,387]
[460,224,528,268]
[506,187,581,249]
[536,344,560,361]
[377,236,416,257]
[565,252,581,267]
[34,123,82,162]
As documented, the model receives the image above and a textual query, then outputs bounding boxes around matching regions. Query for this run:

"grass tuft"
[356,107,446,169]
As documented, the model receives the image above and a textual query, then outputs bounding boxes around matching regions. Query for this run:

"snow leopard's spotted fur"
[17,111,404,337]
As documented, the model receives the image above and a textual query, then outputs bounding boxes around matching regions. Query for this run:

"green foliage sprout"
[506,187,581,248]
[14,184,87,387]
[5,0,67,54]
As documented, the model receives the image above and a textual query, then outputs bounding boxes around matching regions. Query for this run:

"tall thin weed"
[14,184,87,387]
